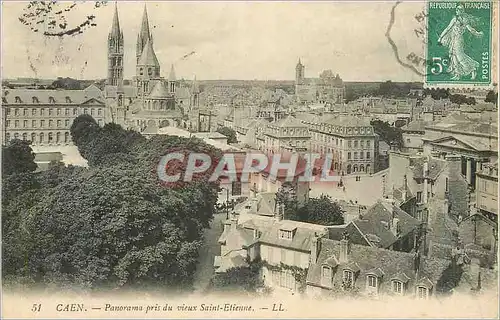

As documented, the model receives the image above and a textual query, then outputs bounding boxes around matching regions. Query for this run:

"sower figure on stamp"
[438,4,483,80]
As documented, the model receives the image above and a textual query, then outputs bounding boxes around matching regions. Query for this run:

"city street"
[192,211,226,293]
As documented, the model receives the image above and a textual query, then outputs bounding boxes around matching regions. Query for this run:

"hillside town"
[1,2,498,304]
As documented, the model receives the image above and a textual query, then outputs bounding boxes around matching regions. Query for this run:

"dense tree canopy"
[216,126,238,144]
[485,90,498,105]
[370,119,403,150]
[294,195,345,226]
[3,116,222,292]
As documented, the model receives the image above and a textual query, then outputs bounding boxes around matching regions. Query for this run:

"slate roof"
[351,201,421,249]
[104,85,137,98]
[259,219,328,252]
[271,115,309,128]
[307,238,451,291]
[3,85,104,105]
[410,157,446,180]
[215,250,249,273]
[138,38,160,67]
[401,120,430,132]
[149,81,170,98]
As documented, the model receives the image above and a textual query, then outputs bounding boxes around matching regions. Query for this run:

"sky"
[1,1,426,82]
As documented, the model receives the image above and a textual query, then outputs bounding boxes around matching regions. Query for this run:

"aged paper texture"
[1,1,499,319]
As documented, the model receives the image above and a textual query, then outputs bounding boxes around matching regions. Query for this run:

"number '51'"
[31,304,41,312]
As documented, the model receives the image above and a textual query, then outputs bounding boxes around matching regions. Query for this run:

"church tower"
[136,4,152,64]
[295,58,305,85]
[107,3,124,86]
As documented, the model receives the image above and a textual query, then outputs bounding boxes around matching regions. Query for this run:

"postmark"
[425,1,493,87]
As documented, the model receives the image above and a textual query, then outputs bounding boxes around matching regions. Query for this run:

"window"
[360,140,364,148]
[98,108,102,116]
[49,120,53,128]
[48,132,53,142]
[281,249,286,262]
[40,108,44,116]
[366,151,371,159]
[40,120,45,128]
[65,120,69,127]
[6,108,10,116]
[274,269,294,289]
[416,286,428,299]
[231,181,242,196]
[65,108,69,116]
[367,275,377,288]
[348,140,352,148]
[57,108,61,115]
[322,266,332,279]
[279,229,293,240]
[392,280,403,294]
[360,152,364,160]
[343,270,354,288]
[90,108,94,116]
[407,138,411,143]
[56,132,61,143]
[354,140,358,148]
[15,96,21,103]
[22,133,27,141]
[48,109,52,116]
[354,152,358,160]
[39,132,44,143]
[6,120,10,127]
[23,120,28,128]
[14,120,19,128]
[32,120,36,128]
[5,133,10,141]
[140,68,144,76]
[31,133,36,143]
[14,133,19,140]
[445,177,449,192]
[348,152,351,160]
[14,108,19,116]
[32,97,39,103]
[23,108,28,116]
[57,120,61,128]
[98,119,103,126]
[65,96,71,103]
[366,140,371,148]
[73,108,77,115]
[49,96,55,104]
[84,108,88,115]
[64,132,69,143]
[416,191,422,203]
[32,108,36,116]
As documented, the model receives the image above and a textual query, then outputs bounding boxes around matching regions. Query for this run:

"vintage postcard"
[1,0,499,319]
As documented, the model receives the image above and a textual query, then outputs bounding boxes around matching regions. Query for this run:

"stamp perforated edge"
[423,0,498,89]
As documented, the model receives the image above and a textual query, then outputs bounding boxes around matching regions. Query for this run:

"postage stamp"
[426,1,493,86]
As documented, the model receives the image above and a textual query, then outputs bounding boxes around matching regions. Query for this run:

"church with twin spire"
[105,3,198,131]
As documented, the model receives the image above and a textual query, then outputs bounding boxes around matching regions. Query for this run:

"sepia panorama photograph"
[1,0,499,318]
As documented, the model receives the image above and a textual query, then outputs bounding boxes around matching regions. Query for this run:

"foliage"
[424,88,450,100]
[376,81,412,98]
[3,117,222,292]
[370,119,403,150]
[436,262,464,295]
[261,260,308,294]
[295,195,345,226]
[449,94,476,105]
[209,259,263,293]
[216,126,238,144]
[485,90,498,105]
[2,139,37,176]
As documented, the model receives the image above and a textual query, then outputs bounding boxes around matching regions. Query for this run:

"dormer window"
[392,280,404,295]
[49,96,56,104]
[15,96,21,103]
[2,97,7,104]
[321,265,333,287]
[279,229,293,240]
[416,286,429,299]
[65,96,72,103]
[342,270,354,288]
[32,96,39,103]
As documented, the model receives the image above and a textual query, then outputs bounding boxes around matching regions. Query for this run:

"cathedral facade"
[105,4,198,132]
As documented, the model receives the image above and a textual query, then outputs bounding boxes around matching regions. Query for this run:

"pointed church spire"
[169,64,177,81]
[138,37,159,67]
[192,75,200,93]
[136,4,153,63]
[110,2,121,37]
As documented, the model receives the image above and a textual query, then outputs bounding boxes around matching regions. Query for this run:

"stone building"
[295,59,345,105]
[474,161,498,221]
[262,115,311,153]
[296,114,379,175]
[2,85,107,145]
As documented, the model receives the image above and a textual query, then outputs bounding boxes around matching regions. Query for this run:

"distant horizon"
[2,1,426,82]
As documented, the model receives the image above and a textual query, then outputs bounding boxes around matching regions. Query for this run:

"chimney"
[310,233,321,264]
[413,251,421,277]
[443,198,449,215]
[423,158,429,204]
[402,175,408,202]
[339,231,350,263]
[391,217,400,237]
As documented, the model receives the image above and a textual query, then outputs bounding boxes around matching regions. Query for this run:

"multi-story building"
[2,85,107,145]
[475,161,498,221]
[262,115,311,153]
[295,59,345,105]
[297,114,378,175]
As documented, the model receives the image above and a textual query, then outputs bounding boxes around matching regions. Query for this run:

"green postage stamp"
[426,1,493,86]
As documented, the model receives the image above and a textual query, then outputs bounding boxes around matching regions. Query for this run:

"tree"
[2,139,37,176]
[208,260,263,293]
[449,94,476,106]
[216,126,238,144]
[370,119,403,150]
[294,195,344,226]
[485,90,498,105]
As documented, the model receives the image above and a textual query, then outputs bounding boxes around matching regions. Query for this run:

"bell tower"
[107,2,124,86]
